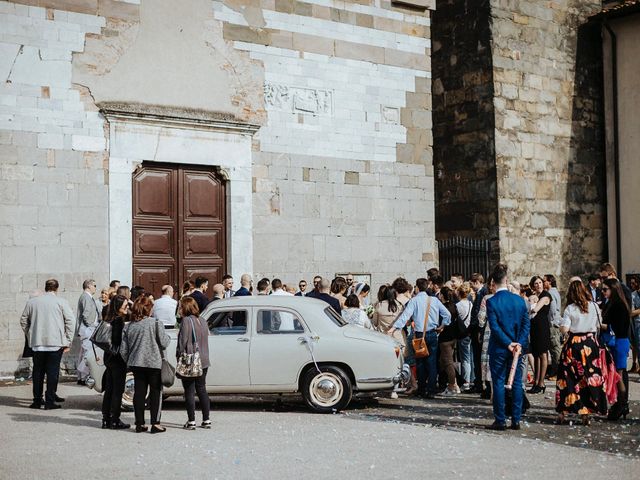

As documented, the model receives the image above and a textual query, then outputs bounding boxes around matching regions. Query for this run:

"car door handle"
[236,337,250,342]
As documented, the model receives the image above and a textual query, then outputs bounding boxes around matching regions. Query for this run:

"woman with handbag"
[101,294,130,430]
[176,296,211,430]
[555,281,608,426]
[437,286,460,395]
[527,276,552,394]
[602,278,631,420]
[120,295,170,433]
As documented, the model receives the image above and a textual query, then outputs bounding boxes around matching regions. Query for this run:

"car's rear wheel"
[301,365,352,413]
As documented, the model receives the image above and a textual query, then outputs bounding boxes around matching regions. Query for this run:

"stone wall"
[214,0,438,286]
[432,0,498,241]
[432,0,606,283]
[0,1,110,375]
[490,0,605,280]
[0,0,438,376]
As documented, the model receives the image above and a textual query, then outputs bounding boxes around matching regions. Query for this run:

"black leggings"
[181,368,210,422]
[102,359,127,420]
[131,367,162,426]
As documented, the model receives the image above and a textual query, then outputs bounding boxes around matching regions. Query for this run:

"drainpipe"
[603,21,622,274]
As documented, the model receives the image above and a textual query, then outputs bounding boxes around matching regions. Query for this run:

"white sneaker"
[390,391,399,399]
[442,387,457,396]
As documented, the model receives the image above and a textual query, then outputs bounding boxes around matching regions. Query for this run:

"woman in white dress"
[341,294,372,329]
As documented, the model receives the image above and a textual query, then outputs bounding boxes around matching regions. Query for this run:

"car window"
[325,307,347,327]
[208,310,247,335]
[257,309,305,334]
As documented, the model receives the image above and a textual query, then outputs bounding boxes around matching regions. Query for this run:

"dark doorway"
[132,162,226,300]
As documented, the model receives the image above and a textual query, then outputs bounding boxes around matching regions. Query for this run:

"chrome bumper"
[393,363,411,387]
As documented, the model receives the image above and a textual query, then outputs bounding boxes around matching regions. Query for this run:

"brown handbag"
[412,296,432,358]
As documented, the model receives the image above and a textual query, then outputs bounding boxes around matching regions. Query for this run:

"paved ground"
[0,376,638,480]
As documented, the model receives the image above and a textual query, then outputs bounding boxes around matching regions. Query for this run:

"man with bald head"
[152,285,177,326]
[316,278,341,314]
[234,274,252,297]
[211,284,225,301]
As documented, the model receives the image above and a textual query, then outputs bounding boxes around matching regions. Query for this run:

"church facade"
[0,0,437,375]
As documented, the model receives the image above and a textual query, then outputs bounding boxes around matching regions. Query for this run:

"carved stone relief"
[264,82,333,116]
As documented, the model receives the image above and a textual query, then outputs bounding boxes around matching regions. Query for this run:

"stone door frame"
[103,108,258,286]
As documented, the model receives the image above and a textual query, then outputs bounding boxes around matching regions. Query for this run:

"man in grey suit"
[76,279,101,385]
[20,279,74,409]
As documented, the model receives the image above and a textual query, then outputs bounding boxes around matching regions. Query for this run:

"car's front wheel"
[301,365,352,413]
[121,374,135,411]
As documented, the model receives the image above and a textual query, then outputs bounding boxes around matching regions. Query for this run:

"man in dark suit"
[306,276,323,299]
[234,274,252,296]
[295,280,307,296]
[587,273,604,306]
[316,278,341,314]
[190,276,210,313]
[485,264,530,431]
[469,273,487,394]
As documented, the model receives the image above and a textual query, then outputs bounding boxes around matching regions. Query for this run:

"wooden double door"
[132,163,226,300]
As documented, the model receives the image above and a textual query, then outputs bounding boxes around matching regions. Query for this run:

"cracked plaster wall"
[73,0,265,124]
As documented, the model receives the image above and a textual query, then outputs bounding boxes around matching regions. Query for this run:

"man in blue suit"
[485,264,530,431]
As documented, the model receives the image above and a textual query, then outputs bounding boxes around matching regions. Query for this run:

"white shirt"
[560,302,599,333]
[456,299,473,328]
[152,295,178,326]
[271,289,293,296]
[270,289,294,328]
[342,308,372,329]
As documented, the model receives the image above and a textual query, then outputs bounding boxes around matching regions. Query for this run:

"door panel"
[134,228,174,257]
[132,163,226,300]
[249,309,311,386]
[183,229,223,258]
[133,169,174,219]
[206,308,251,386]
[133,266,173,296]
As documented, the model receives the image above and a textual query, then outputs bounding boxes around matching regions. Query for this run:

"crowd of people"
[18,261,639,432]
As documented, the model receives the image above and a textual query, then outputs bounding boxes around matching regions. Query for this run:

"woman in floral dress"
[555,281,609,425]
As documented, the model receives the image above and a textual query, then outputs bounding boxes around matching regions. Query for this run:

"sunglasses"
[299,284,306,288]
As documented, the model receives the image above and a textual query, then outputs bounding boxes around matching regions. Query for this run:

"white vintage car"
[86,296,408,413]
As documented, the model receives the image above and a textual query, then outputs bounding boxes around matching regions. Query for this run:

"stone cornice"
[99,102,261,135]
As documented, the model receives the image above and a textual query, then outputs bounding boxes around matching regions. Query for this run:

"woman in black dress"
[101,294,130,429]
[528,276,551,393]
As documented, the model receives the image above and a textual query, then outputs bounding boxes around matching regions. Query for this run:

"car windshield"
[324,307,347,327]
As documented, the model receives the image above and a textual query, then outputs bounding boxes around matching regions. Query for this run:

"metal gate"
[438,237,491,281]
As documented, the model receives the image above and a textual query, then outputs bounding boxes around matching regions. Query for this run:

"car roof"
[201,295,329,311]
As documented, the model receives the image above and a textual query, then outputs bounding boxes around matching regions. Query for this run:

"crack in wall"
[5,45,24,83]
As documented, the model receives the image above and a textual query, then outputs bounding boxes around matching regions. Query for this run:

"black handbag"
[22,335,33,358]
[90,320,112,351]
[156,320,175,387]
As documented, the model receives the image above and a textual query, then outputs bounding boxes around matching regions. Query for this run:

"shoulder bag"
[412,296,432,358]
[176,316,203,378]
[156,320,175,387]
[90,319,112,352]
[596,302,616,348]
[456,301,472,339]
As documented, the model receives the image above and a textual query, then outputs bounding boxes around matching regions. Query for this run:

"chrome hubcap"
[309,372,342,407]
[122,376,135,408]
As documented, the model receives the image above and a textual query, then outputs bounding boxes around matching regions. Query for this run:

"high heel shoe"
[150,424,166,434]
[527,385,541,394]
[607,402,625,421]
